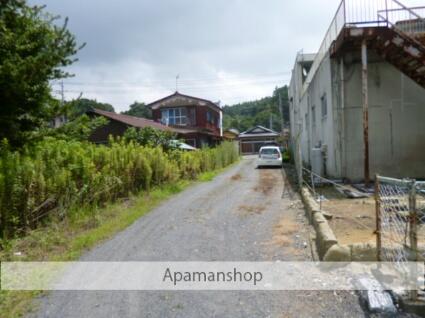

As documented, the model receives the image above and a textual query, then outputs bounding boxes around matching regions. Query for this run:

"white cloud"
[38,0,425,112]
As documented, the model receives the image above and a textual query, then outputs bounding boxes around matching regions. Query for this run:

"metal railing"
[301,166,368,210]
[302,0,425,96]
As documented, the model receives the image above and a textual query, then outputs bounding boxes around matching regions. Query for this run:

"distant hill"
[223,85,289,133]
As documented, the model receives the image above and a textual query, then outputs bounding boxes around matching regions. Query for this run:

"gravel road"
[31,156,368,318]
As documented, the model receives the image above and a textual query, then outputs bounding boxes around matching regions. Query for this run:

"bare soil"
[269,217,299,247]
[318,187,376,245]
[237,204,266,216]
[253,169,278,195]
[230,173,242,181]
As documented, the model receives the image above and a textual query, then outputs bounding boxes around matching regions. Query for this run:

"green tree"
[0,0,83,146]
[122,102,152,119]
[31,115,108,142]
[68,98,115,118]
[123,127,177,151]
[222,85,289,132]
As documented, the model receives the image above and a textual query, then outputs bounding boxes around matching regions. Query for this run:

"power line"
[52,79,289,93]
[50,71,292,87]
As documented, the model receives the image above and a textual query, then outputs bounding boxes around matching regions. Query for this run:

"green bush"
[0,139,239,239]
[282,150,291,163]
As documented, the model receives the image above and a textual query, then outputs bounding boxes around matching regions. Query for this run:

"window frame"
[161,107,187,126]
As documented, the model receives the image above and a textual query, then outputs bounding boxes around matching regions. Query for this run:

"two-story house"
[148,92,223,148]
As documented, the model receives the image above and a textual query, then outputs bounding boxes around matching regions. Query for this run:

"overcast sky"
[31,0,424,112]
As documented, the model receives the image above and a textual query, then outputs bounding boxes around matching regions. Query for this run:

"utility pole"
[60,80,65,107]
[269,114,273,130]
[362,40,370,186]
[176,74,179,92]
[278,92,284,133]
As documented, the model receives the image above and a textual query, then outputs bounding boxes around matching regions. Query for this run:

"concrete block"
[299,186,339,259]
[313,212,327,225]
[316,222,338,259]
[300,187,320,222]
[323,244,351,262]
[350,243,378,261]
[357,277,397,314]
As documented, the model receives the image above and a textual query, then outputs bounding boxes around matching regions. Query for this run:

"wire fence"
[376,176,425,300]
[416,182,425,262]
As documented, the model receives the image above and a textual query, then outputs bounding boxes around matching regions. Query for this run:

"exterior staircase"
[373,8,425,88]
[330,0,425,89]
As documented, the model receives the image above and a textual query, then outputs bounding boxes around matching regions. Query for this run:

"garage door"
[240,142,266,155]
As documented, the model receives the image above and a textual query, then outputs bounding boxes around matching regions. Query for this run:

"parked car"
[257,146,282,168]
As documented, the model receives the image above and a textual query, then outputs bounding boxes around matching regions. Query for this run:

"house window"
[321,93,327,118]
[206,111,211,123]
[161,108,187,125]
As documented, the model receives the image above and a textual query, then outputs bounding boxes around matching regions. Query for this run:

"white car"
[257,146,282,168]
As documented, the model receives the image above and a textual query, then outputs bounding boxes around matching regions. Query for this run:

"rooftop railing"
[301,0,425,95]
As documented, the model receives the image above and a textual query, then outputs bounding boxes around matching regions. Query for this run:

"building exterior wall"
[195,106,220,135]
[290,50,425,181]
[343,52,425,181]
[289,53,340,178]
[89,120,128,144]
[152,105,220,136]
[239,136,279,155]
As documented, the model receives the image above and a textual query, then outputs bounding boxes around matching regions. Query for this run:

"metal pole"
[278,92,285,134]
[409,181,418,300]
[297,137,303,188]
[385,0,389,27]
[296,124,303,189]
[362,40,370,186]
[375,175,382,261]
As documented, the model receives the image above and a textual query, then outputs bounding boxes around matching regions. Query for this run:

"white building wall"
[289,53,340,178]
[343,51,425,181]
[290,50,425,181]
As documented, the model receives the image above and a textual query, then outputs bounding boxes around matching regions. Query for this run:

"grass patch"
[0,163,238,318]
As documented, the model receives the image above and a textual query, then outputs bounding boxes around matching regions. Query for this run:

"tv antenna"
[176,74,180,92]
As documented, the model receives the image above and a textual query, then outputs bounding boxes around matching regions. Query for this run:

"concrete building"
[289,0,425,182]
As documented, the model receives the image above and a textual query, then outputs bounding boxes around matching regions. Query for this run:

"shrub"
[0,139,239,239]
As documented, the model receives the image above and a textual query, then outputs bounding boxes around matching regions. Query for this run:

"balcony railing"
[301,0,425,95]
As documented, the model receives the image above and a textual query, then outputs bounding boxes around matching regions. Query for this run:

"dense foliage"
[223,86,289,132]
[122,102,152,119]
[31,115,109,142]
[123,127,177,150]
[0,0,81,146]
[0,139,239,239]
[67,98,115,118]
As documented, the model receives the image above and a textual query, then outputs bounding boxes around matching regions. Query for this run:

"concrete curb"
[300,186,337,259]
[299,187,424,314]
[300,186,378,261]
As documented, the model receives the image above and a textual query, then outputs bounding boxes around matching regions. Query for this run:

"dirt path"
[30,157,366,318]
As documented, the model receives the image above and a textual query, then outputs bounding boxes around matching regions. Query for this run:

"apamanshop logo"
[1,261,423,291]
[163,267,263,286]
